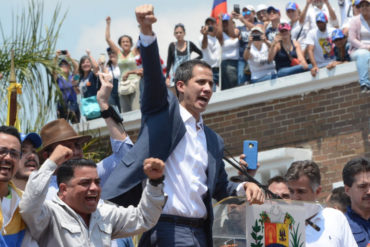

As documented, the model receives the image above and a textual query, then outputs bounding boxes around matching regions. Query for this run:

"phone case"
[243,140,258,170]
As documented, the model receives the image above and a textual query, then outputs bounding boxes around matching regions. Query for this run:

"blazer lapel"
[204,128,216,194]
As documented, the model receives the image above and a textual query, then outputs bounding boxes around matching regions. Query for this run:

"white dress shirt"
[306,207,358,247]
[162,105,208,218]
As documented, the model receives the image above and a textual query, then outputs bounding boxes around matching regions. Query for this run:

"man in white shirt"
[306,12,336,76]
[101,5,265,247]
[300,0,339,31]
[285,160,358,247]
[199,17,221,91]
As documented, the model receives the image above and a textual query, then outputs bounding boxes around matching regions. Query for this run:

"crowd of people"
[55,0,370,124]
[0,2,369,247]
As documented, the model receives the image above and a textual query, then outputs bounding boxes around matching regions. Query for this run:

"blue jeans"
[351,49,370,87]
[237,60,249,85]
[277,64,312,78]
[221,59,238,90]
[212,67,219,92]
[138,217,207,247]
[251,73,277,83]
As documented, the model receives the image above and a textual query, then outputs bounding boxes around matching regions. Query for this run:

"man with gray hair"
[285,160,357,246]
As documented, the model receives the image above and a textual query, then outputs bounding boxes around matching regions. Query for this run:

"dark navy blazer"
[101,39,238,246]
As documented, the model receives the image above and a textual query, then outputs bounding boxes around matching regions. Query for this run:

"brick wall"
[88,81,370,195]
[203,82,370,194]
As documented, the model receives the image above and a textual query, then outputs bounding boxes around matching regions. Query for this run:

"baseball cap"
[205,17,216,24]
[267,6,280,14]
[245,5,255,12]
[58,59,70,67]
[286,2,299,11]
[355,0,369,5]
[222,14,230,21]
[256,4,267,13]
[251,26,264,33]
[316,12,328,23]
[20,133,42,149]
[279,23,292,32]
[332,29,345,41]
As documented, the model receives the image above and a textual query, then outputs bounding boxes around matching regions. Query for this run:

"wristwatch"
[149,175,165,187]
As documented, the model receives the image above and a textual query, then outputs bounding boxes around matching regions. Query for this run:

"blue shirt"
[345,206,370,247]
[334,43,351,62]
[97,136,134,187]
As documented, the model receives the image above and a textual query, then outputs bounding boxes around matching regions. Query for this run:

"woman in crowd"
[53,50,80,123]
[216,14,240,90]
[348,0,370,93]
[286,2,308,51]
[78,50,100,99]
[166,23,202,90]
[268,23,310,78]
[243,25,276,83]
[105,16,142,112]
[105,47,121,112]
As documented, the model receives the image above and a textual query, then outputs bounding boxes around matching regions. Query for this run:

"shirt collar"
[179,104,204,130]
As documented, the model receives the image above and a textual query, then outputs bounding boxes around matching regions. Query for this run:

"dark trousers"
[139,215,208,247]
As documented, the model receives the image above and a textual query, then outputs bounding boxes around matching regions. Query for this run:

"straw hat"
[39,119,91,153]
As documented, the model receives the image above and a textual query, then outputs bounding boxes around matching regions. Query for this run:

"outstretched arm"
[136,4,168,114]
[19,145,73,241]
[105,16,122,55]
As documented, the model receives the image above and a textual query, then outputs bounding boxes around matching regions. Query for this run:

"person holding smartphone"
[53,50,80,123]
[268,22,310,78]
[199,17,220,92]
[243,25,276,83]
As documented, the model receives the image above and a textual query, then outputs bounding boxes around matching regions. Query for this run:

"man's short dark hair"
[0,126,21,144]
[267,175,287,187]
[57,158,97,186]
[174,59,212,97]
[342,157,370,187]
[327,186,351,213]
[285,160,321,192]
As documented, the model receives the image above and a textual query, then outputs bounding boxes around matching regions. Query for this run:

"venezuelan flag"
[211,0,227,20]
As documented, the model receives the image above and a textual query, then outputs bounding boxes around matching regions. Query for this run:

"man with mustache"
[19,144,166,246]
[343,157,370,247]
[0,126,37,246]
[12,132,42,190]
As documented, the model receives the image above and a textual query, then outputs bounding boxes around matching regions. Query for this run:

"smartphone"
[243,140,258,170]
[234,4,240,14]
[208,26,214,32]
[252,34,261,41]
[61,50,67,55]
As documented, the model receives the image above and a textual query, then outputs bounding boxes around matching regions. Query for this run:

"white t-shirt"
[221,32,239,60]
[306,207,357,247]
[199,34,221,68]
[304,5,338,31]
[305,27,336,68]
[248,43,276,80]
[291,21,308,51]
[108,64,121,80]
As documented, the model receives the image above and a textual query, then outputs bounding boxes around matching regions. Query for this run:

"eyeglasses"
[0,147,21,160]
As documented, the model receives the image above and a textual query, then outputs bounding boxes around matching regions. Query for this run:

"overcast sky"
[2,0,341,63]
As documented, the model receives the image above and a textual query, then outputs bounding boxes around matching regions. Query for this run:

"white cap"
[244,5,255,11]
[256,4,268,12]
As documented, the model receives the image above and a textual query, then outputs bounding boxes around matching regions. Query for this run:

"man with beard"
[0,126,37,246]
[342,157,370,247]
[12,132,42,190]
